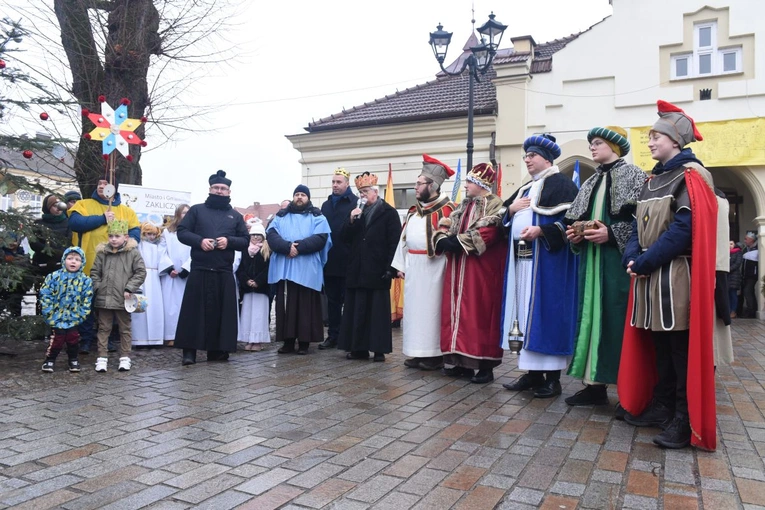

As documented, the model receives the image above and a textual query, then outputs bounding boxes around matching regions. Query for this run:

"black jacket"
[236,251,270,296]
[341,200,401,290]
[321,188,358,277]
[178,203,250,271]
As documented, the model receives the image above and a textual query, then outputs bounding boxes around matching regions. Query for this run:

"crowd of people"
[6,99,756,453]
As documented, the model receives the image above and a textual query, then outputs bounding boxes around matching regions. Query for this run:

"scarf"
[205,194,231,210]
[652,148,703,175]
[42,212,67,223]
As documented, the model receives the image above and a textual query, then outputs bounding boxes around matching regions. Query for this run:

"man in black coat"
[338,172,401,362]
[319,168,358,349]
[174,170,250,365]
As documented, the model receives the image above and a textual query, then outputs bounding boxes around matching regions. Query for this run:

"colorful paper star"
[84,99,144,157]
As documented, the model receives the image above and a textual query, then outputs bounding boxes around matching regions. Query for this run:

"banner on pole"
[119,184,192,227]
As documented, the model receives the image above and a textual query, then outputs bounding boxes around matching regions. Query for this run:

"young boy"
[90,219,147,372]
[39,247,93,372]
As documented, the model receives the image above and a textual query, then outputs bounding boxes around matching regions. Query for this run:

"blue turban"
[523,134,562,163]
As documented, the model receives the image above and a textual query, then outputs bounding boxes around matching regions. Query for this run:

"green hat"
[587,126,631,157]
[107,219,129,235]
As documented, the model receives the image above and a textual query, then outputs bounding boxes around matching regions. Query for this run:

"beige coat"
[90,239,147,310]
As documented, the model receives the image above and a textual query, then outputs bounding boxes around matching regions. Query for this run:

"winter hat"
[523,134,562,163]
[587,126,631,157]
[651,100,703,148]
[42,194,62,214]
[209,170,232,187]
[61,246,86,268]
[421,154,455,187]
[293,184,311,199]
[249,223,266,237]
[64,190,82,203]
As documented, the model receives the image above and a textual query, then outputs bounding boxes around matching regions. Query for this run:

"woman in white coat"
[160,204,191,346]
[133,222,173,346]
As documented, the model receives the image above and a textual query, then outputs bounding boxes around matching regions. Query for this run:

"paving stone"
[236,467,299,495]
[384,454,430,478]
[193,489,253,510]
[411,486,464,509]
[622,494,658,510]
[171,473,244,504]
[164,462,229,489]
[293,478,357,508]
[0,474,82,506]
[337,458,389,483]
[345,474,403,503]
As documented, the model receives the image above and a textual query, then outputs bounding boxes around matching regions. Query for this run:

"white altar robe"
[133,238,173,345]
[392,212,447,358]
[160,230,191,341]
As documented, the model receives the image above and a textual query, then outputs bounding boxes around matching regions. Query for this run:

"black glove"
[436,236,462,254]
[178,269,190,279]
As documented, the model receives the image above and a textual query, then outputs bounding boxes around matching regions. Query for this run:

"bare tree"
[12,0,237,197]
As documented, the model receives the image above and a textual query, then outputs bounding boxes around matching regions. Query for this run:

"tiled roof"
[0,146,76,181]
[305,33,583,133]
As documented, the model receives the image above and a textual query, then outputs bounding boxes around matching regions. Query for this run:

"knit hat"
[293,184,311,199]
[466,163,496,191]
[209,170,232,187]
[64,190,82,203]
[651,100,703,148]
[249,223,266,237]
[42,194,63,214]
[107,219,129,235]
[421,154,455,187]
[61,246,86,268]
[354,172,378,189]
[523,134,562,163]
[588,126,631,157]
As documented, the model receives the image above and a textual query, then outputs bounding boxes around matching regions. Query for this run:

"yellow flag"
[386,163,403,323]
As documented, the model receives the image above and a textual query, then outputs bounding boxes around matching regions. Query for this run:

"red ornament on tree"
[102,154,110,160]
[83,133,92,140]
[0,59,5,69]
[140,141,148,147]
[120,98,131,106]
[39,112,49,121]
[22,150,33,159]
[126,155,134,162]
[98,95,106,103]
[140,116,148,123]
[81,108,90,116]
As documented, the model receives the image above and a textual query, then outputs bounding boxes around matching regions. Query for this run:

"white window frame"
[29,194,43,218]
[0,194,12,212]
[670,21,743,79]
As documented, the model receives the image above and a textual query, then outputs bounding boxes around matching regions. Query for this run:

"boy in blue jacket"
[39,247,93,372]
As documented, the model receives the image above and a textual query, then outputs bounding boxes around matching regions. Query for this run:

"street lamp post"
[429,13,507,170]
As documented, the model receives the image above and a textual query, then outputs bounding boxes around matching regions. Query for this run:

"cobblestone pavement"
[1,320,764,509]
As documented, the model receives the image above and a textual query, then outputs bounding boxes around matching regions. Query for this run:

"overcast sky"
[12,0,614,206]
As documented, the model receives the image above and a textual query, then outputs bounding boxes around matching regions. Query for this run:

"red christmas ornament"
[140,116,148,123]
[22,150,33,159]
[140,141,148,147]
[98,95,106,103]
[102,154,110,160]
[81,108,90,116]
[83,133,92,140]
[39,112,49,121]
[126,155,134,162]
[120,98,131,106]
[0,59,5,69]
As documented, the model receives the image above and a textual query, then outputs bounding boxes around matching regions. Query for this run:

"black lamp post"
[429,12,507,170]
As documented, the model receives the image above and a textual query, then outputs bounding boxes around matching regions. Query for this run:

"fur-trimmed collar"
[513,166,572,216]
[96,238,138,254]
[566,159,646,221]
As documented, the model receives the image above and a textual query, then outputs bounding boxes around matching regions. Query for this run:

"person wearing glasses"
[174,170,250,365]
[501,134,579,398]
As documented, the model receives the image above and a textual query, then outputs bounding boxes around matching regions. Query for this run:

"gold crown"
[354,172,378,189]
[107,219,129,235]
[334,168,350,179]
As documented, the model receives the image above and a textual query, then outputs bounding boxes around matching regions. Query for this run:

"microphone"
[354,197,368,219]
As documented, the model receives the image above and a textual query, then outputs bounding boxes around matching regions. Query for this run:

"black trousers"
[652,330,689,418]
[742,279,758,317]
[324,275,346,341]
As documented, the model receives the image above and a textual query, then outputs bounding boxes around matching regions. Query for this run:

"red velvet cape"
[617,168,717,451]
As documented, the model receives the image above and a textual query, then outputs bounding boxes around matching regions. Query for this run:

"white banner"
[119,184,192,227]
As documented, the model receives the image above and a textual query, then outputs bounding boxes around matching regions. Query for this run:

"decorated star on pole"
[82,96,147,161]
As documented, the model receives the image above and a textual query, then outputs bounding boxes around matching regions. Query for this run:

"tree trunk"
[54,0,161,196]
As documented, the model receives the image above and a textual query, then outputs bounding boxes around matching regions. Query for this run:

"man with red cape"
[434,162,507,384]
[619,100,718,450]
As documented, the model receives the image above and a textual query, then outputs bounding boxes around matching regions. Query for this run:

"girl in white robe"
[133,222,173,347]
[236,223,271,349]
[160,204,191,345]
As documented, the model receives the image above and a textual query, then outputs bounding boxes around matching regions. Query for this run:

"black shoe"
[614,403,627,421]
[278,344,295,354]
[296,348,308,355]
[534,380,562,399]
[404,358,420,368]
[318,339,337,350]
[68,360,81,373]
[418,359,444,371]
[624,400,674,429]
[42,360,54,373]
[373,353,385,362]
[208,351,229,361]
[442,366,473,377]
[653,416,691,449]
[471,369,494,384]
[565,384,609,406]
[503,373,544,391]
[346,351,370,360]
[182,349,197,366]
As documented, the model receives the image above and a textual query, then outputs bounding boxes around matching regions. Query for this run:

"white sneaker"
[118,357,131,372]
[95,357,108,372]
